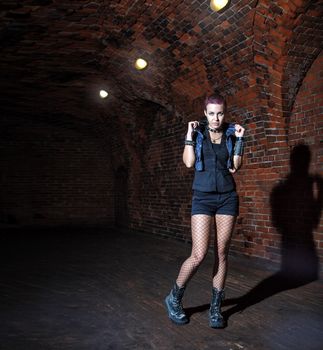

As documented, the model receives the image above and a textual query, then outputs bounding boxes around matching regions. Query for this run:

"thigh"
[191,214,212,254]
[214,214,236,252]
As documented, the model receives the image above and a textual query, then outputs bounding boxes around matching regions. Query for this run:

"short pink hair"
[204,93,226,111]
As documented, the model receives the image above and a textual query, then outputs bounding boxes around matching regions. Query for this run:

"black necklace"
[207,126,222,133]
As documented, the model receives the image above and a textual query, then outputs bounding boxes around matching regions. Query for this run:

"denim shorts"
[191,190,239,216]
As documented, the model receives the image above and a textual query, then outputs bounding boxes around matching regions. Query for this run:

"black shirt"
[192,130,236,193]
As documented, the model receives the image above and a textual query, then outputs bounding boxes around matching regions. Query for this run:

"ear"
[204,109,207,117]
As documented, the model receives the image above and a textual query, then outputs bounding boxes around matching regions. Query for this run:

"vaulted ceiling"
[1,0,322,130]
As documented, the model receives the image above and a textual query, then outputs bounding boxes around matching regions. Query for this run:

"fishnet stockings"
[176,215,211,287]
[212,214,235,289]
[176,214,235,289]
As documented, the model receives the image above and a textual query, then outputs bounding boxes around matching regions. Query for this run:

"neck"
[207,126,222,133]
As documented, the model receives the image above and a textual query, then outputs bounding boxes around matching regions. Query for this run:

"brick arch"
[288,51,323,168]
[252,0,322,120]
[280,1,322,119]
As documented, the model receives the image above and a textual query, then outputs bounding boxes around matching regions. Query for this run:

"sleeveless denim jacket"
[192,122,237,193]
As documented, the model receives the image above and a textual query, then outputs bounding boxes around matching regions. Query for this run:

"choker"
[207,126,222,133]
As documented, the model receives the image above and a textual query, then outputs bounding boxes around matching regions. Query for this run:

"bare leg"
[212,214,236,290]
[176,214,212,287]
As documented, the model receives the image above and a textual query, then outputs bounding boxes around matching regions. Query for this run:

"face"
[204,103,225,130]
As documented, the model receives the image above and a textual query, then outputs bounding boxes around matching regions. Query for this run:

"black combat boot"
[209,287,226,328]
[165,283,189,325]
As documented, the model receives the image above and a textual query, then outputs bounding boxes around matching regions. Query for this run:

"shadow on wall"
[223,144,322,319]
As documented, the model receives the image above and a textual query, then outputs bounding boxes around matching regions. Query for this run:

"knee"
[191,252,207,266]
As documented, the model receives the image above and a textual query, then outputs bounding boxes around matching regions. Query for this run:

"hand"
[187,121,199,138]
[234,124,245,138]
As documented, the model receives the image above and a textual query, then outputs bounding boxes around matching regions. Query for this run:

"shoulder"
[194,118,207,139]
[225,122,234,131]
[199,117,207,132]
[224,123,235,138]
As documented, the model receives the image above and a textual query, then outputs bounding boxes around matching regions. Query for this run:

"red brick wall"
[287,52,323,262]
[115,52,322,269]
[231,52,323,265]
[0,115,115,227]
[0,0,321,270]
[109,101,193,239]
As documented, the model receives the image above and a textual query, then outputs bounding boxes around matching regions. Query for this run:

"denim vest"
[192,123,236,193]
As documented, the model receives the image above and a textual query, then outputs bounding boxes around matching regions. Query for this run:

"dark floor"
[0,226,322,350]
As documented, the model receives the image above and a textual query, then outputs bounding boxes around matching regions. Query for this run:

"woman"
[165,93,245,328]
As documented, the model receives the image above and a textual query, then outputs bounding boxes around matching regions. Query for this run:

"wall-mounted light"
[135,58,148,70]
[99,90,108,98]
[210,0,229,12]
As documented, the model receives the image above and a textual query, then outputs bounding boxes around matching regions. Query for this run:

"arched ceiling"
[0,0,322,127]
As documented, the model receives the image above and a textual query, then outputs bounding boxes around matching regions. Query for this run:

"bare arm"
[183,121,199,168]
[232,155,242,171]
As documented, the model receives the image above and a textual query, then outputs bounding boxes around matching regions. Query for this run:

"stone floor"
[0,226,322,350]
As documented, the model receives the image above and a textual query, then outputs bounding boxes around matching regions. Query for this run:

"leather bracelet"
[184,140,195,146]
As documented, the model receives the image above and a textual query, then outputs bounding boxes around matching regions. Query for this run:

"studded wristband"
[184,140,196,146]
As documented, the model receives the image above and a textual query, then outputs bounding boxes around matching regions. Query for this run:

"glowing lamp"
[99,90,108,98]
[135,58,148,70]
[210,0,229,12]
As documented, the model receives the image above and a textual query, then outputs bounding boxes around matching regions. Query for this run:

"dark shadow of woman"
[220,144,322,322]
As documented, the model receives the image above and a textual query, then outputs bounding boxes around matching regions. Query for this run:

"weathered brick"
[0,0,321,267]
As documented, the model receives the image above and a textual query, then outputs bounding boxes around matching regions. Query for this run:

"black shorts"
[191,190,239,217]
